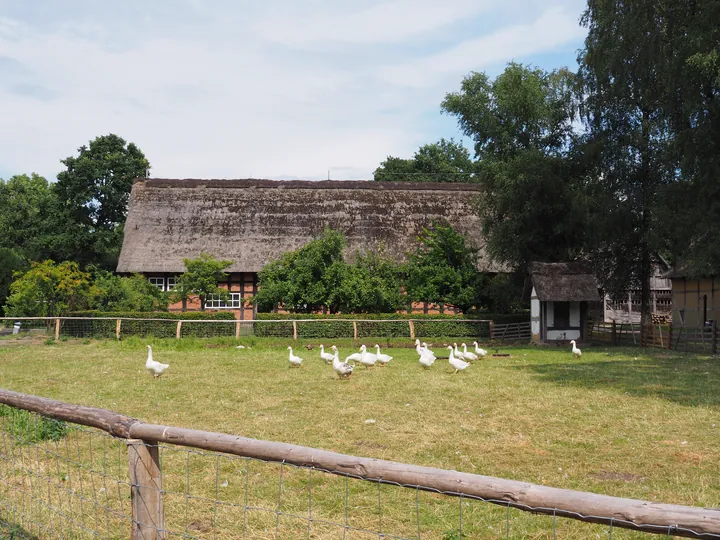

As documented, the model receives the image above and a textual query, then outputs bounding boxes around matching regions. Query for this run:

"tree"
[404,221,480,313]
[55,134,150,269]
[3,261,92,317]
[0,248,27,316]
[441,63,587,271]
[172,253,232,311]
[0,174,71,262]
[254,230,347,313]
[90,270,167,312]
[333,248,405,313]
[373,139,475,182]
[578,0,675,336]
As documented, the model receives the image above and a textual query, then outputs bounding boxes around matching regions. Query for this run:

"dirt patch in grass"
[590,470,645,482]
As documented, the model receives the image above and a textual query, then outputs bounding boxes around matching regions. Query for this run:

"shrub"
[0,406,67,445]
[66,311,236,339]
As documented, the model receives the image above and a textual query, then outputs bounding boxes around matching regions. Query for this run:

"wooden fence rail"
[589,321,718,355]
[0,388,718,539]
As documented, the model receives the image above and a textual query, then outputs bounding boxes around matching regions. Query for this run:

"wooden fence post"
[352,321,358,340]
[489,321,495,341]
[127,439,166,540]
[175,321,182,340]
[408,320,415,340]
[292,320,298,340]
[54,318,60,341]
[116,319,122,341]
[235,320,241,340]
[667,323,673,350]
[611,320,617,345]
[713,321,718,356]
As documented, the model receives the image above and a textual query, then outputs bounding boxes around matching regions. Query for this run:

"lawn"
[0,337,718,539]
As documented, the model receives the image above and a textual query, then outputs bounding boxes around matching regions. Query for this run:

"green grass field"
[0,337,718,539]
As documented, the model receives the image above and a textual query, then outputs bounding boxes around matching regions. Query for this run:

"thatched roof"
[529,262,600,302]
[117,178,506,274]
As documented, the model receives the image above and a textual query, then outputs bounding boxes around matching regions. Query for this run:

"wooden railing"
[589,320,718,354]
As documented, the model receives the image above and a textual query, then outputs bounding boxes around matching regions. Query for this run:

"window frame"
[148,277,165,292]
[205,293,243,309]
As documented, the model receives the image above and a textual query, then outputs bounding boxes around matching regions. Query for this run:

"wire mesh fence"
[0,317,532,344]
[0,393,718,540]
[589,320,718,354]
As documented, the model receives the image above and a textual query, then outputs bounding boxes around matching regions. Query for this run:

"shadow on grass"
[0,519,39,539]
[516,352,720,408]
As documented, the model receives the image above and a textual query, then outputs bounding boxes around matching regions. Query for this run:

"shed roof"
[529,262,601,302]
[117,178,506,274]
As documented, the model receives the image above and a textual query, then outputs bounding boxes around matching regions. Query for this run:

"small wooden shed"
[529,262,601,343]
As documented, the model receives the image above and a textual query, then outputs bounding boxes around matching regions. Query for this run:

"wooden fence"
[0,388,718,539]
[589,320,718,354]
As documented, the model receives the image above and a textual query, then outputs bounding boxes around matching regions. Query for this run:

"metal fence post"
[127,439,166,540]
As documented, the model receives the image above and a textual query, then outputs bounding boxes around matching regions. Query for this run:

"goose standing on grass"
[145,345,169,378]
[358,344,378,369]
[461,343,478,362]
[332,346,354,378]
[287,346,303,367]
[345,348,362,364]
[472,341,487,359]
[319,344,334,364]
[416,340,436,361]
[453,343,472,361]
[418,349,434,369]
[447,346,470,374]
[570,340,582,360]
[375,344,392,367]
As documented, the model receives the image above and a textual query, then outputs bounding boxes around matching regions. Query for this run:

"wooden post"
[658,324,664,348]
[54,318,60,341]
[667,323,673,350]
[127,439,166,540]
[611,320,617,345]
[489,321,495,341]
[408,320,415,340]
[352,321,358,340]
[175,321,182,340]
[712,321,718,355]
[292,320,297,340]
[235,320,241,340]
[116,319,122,341]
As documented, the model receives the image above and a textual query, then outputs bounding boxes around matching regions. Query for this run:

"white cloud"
[0,2,586,181]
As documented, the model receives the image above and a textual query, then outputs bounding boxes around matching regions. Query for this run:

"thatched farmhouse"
[528,262,602,343]
[117,178,505,318]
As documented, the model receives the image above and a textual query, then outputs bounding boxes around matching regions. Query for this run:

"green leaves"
[3,260,92,317]
[172,253,232,311]
[373,139,475,182]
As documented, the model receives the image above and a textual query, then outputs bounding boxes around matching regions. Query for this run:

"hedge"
[253,312,528,339]
[66,311,236,339]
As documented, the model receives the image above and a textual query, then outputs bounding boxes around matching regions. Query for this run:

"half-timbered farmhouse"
[117,178,505,318]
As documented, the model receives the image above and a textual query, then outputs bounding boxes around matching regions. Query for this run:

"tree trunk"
[639,109,653,346]
[200,295,205,311]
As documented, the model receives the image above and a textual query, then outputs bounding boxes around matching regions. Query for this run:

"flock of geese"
[287,339,489,378]
[145,339,583,379]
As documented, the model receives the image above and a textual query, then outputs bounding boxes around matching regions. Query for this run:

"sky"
[0,0,588,182]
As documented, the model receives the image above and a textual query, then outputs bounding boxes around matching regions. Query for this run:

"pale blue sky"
[0,0,587,181]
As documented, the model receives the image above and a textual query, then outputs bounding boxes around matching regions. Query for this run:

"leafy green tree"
[441,63,587,271]
[578,0,675,334]
[172,253,232,311]
[373,139,474,182]
[90,270,167,312]
[0,174,72,262]
[0,248,27,316]
[55,134,150,269]
[333,248,405,313]
[3,261,92,317]
[255,230,347,313]
[404,222,480,313]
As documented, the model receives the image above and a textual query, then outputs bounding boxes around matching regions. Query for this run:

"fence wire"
[0,318,532,344]
[0,407,712,539]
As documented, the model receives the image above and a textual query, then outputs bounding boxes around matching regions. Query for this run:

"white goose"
[472,341,487,358]
[145,345,170,378]
[287,346,303,367]
[375,344,392,367]
[418,350,434,369]
[416,340,436,361]
[358,345,378,368]
[461,343,478,361]
[319,344,334,364]
[331,346,354,378]
[345,349,363,364]
[447,346,470,374]
[454,343,472,361]
[570,340,582,360]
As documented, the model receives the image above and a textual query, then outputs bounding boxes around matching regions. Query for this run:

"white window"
[205,293,242,309]
[148,277,165,291]
[166,277,177,291]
